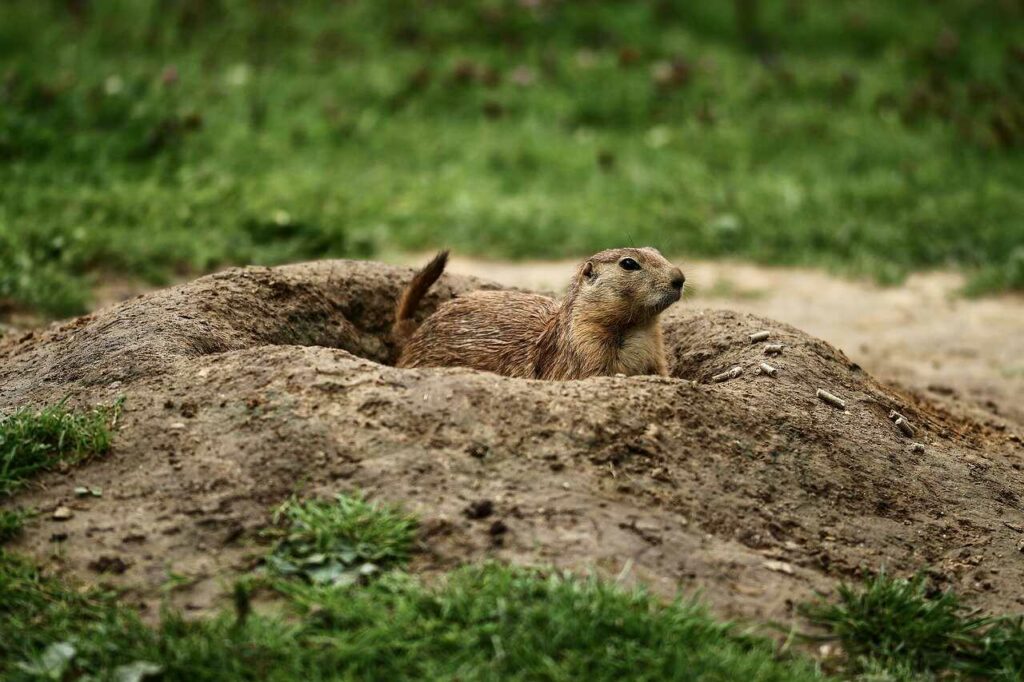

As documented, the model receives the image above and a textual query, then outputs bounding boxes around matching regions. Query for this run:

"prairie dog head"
[569,247,685,328]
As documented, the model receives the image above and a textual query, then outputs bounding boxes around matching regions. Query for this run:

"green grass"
[273,565,824,681]
[0,508,32,545]
[803,572,1024,680]
[0,1,1022,317]
[265,494,417,586]
[0,399,121,498]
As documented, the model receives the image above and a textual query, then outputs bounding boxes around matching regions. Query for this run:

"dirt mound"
[2,260,1022,622]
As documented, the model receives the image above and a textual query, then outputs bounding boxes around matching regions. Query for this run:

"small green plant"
[266,493,416,586]
[0,398,122,497]
[803,571,1024,680]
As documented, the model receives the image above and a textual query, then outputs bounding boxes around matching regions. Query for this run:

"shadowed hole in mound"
[213,266,483,369]
[250,284,403,366]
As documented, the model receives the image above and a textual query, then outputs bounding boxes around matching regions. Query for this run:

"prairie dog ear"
[581,261,595,281]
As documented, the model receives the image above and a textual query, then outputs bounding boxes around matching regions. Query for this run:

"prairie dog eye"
[619,258,641,271]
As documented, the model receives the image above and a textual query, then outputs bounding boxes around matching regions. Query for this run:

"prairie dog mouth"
[650,288,681,312]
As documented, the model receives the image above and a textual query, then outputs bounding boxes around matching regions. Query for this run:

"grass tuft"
[803,571,1024,680]
[266,493,417,586]
[0,399,122,498]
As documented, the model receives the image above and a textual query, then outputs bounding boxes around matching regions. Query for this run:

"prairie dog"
[394,248,684,380]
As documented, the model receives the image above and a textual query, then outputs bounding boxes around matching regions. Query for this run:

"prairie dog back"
[397,291,558,377]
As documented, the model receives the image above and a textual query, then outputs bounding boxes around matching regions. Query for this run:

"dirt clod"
[467,443,489,459]
[88,555,131,574]
[464,500,494,520]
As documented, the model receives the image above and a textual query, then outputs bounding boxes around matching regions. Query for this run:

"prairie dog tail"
[393,250,449,346]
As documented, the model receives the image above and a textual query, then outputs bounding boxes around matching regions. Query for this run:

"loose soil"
[1,260,1022,625]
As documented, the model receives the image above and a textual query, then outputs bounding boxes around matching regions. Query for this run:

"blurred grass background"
[1,0,1022,317]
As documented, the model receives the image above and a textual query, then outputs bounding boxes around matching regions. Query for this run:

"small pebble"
[816,389,846,410]
[910,443,926,453]
[895,417,916,437]
[763,560,795,575]
[52,506,74,521]
[73,486,102,498]
[712,366,743,383]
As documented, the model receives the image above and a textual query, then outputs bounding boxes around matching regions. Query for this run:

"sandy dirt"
[1,258,1022,628]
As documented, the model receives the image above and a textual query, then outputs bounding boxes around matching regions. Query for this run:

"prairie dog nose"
[670,269,685,290]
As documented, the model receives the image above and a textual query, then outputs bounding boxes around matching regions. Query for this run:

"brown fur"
[393,249,449,347]
[394,248,685,380]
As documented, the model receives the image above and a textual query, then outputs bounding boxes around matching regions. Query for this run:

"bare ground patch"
[1,260,1022,623]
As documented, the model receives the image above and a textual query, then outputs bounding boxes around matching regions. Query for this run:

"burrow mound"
[1,260,1022,622]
